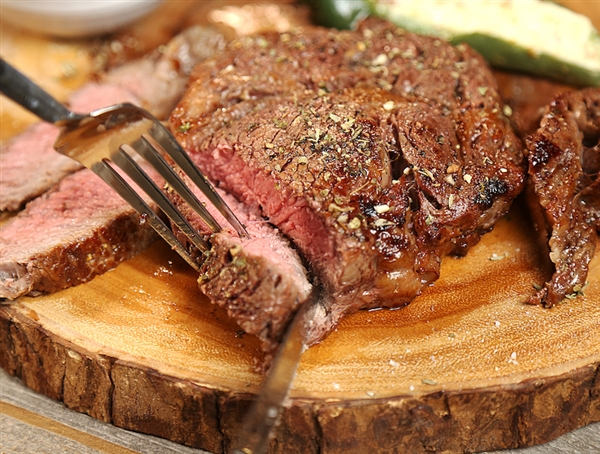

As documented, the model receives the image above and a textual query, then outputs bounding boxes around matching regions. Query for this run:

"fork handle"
[0,58,83,125]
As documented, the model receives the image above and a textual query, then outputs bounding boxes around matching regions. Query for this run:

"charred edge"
[530,137,562,170]
[474,177,508,208]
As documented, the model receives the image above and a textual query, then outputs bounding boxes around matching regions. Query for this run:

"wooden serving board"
[1,203,599,453]
[1,1,599,453]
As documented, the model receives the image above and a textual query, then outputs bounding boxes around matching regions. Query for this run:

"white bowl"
[1,0,164,38]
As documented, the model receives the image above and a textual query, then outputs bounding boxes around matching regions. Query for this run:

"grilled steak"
[172,18,526,344]
[526,88,600,307]
[0,26,227,299]
[0,26,227,212]
[0,169,156,299]
[170,183,311,358]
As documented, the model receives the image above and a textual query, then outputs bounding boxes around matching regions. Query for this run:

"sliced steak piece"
[526,88,600,307]
[0,169,156,300]
[0,26,226,212]
[172,19,526,344]
[170,183,311,358]
[0,26,229,299]
[0,84,139,212]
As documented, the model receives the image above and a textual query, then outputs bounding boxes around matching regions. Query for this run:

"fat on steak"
[526,88,600,307]
[172,18,526,344]
[0,26,227,212]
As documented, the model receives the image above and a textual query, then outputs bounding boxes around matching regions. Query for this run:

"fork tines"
[91,109,248,271]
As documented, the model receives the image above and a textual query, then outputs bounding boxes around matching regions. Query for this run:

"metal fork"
[0,58,248,269]
[2,57,303,453]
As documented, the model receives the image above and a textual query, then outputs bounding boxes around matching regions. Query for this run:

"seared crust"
[526,88,600,306]
[172,19,525,343]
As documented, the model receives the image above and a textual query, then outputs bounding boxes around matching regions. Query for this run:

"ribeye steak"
[0,26,227,299]
[526,87,599,307]
[171,19,526,344]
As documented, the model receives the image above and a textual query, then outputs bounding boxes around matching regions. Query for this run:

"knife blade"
[230,289,321,454]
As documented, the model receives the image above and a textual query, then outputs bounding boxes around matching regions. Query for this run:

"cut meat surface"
[0,169,156,300]
[170,183,311,357]
[526,88,600,306]
[0,26,228,298]
[172,19,526,344]
[0,25,227,212]
[0,84,139,212]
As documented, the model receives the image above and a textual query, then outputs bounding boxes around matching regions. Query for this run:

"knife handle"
[230,292,317,454]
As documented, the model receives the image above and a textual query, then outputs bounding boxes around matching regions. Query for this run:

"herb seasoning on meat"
[172,18,525,347]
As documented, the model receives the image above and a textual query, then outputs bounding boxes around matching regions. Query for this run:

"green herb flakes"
[178,122,192,133]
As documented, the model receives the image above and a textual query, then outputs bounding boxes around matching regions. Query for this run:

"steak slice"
[0,26,228,298]
[171,19,525,344]
[526,88,600,307]
[0,84,139,212]
[0,25,226,212]
[0,169,156,300]
[170,183,311,358]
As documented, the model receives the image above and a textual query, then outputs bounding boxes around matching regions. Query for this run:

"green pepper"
[304,0,372,30]
[306,0,600,87]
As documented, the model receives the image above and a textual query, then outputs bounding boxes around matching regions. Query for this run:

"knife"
[230,289,321,454]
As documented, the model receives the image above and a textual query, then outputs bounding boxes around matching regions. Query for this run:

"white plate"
[1,0,164,38]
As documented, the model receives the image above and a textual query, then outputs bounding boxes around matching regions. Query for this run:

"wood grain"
[1,1,599,453]
[2,366,600,454]
[1,201,599,453]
